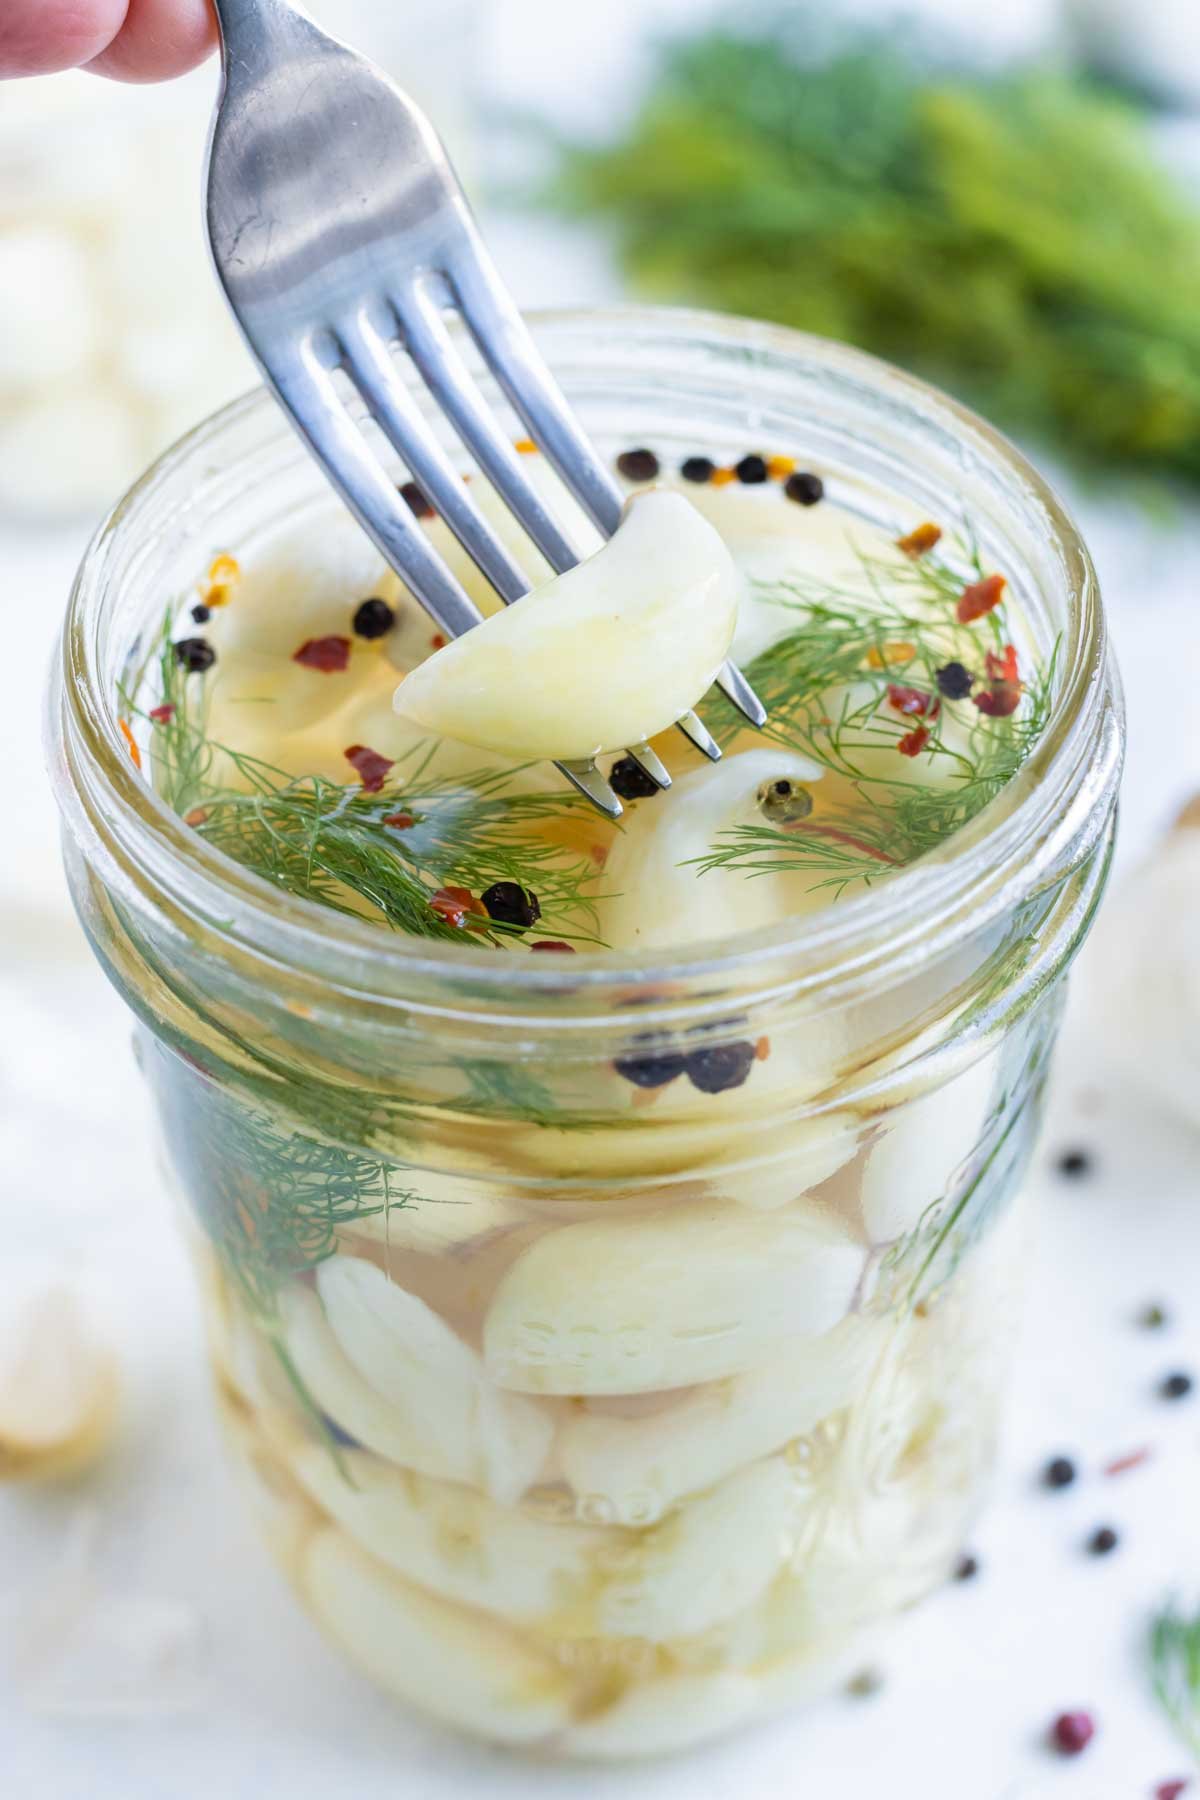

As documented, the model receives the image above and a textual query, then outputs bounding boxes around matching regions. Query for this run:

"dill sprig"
[121,617,608,947]
[1150,1599,1200,1766]
[697,541,1056,893]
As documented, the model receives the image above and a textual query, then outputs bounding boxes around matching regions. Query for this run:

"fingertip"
[0,0,129,76]
[86,0,216,83]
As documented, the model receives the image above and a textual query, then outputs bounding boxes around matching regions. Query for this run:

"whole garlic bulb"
[0,71,246,519]
[1078,797,1200,1128]
[0,1278,120,1480]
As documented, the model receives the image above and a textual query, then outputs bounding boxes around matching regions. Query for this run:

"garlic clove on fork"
[391,491,741,761]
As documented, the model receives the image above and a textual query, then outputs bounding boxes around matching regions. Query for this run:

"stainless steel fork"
[205,0,765,818]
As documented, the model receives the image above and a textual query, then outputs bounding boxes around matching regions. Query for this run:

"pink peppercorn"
[1155,1781,1189,1799]
[1051,1712,1095,1755]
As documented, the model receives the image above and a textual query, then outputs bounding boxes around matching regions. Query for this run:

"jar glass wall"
[49,308,1122,1756]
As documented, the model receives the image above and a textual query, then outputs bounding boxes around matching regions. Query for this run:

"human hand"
[0,0,217,82]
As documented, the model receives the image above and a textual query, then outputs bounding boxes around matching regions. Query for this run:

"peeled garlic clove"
[858,1047,1001,1244]
[315,1258,552,1502]
[392,492,741,760]
[289,1446,606,1623]
[565,1668,758,1757]
[593,1457,793,1642]
[713,1112,861,1211]
[560,1314,886,1517]
[0,1281,119,1480]
[601,749,829,952]
[340,1183,515,1254]
[484,1201,864,1394]
[302,1528,573,1744]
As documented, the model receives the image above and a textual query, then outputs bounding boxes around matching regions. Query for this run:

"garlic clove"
[565,1667,758,1757]
[0,1281,119,1480]
[311,1257,552,1502]
[392,492,741,761]
[559,1313,887,1517]
[289,1446,606,1624]
[483,1200,864,1394]
[591,1457,794,1643]
[857,1046,1003,1244]
[302,1527,574,1743]
[600,748,829,951]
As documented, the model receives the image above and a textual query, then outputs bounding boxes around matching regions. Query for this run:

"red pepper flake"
[343,744,394,793]
[514,438,537,455]
[430,885,484,928]
[986,643,1020,683]
[973,680,1022,718]
[184,806,209,827]
[531,940,576,953]
[897,723,931,758]
[765,453,796,479]
[382,811,415,830]
[897,522,942,558]
[430,633,447,651]
[149,703,176,725]
[589,843,609,870]
[754,1035,771,1062]
[957,573,1007,624]
[293,635,351,673]
[117,718,142,771]
[710,467,737,487]
[886,683,940,718]
[790,822,900,866]
[1103,1446,1153,1477]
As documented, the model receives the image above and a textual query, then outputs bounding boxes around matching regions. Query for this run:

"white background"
[3,2,1200,1796]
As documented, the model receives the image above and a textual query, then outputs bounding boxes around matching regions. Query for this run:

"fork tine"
[626,744,672,790]
[716,659,768,728]
[339,315,532,607]
[556,759,623,820]
[396,286,583,575]
[270,341,487,642]
[676,711,723,762]
[447,238,625,539]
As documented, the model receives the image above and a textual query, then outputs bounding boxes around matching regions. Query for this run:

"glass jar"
[49,307,1122,1756]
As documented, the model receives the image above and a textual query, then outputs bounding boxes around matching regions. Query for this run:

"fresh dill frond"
[697,542,1056,892]
[1149,1598,1200,1765]
[121,614,608,947]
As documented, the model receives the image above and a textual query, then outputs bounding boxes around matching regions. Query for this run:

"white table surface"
[5,6,1200,1791]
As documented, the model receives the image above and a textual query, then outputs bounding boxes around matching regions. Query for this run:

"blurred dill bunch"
[552,13,1200,484]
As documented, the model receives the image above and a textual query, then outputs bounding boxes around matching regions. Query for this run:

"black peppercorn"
[784,470,824,506]
[1056,1149,1092,1178]
[352,597,397,640]
[190,602,212,624]
[1086,1526,1119,1556]
[935,661,974,700]
[757,777,813,825]
[1160,1371,1193,1401]
[1043,1455,1077,1490]
[680,455,715,483]
[608,755,661,801]
[173,637,216,673]
[616,447,660,483]
[685,1040,757,1094]
[614,1034,687,1089]
[953,1553,979,1581]
[399,479,434,519]
[480,881,541,931]
[734,453,769,484]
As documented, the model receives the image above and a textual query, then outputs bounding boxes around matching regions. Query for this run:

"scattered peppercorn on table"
[49,308,1121,1759]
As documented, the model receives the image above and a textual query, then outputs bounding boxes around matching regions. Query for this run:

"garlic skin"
[392,492,742,760]
[0,1281,120,1481]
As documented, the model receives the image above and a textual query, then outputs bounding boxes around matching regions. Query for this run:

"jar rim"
[50,303,1122,1019]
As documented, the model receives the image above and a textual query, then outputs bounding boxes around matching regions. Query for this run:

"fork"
[204,0,765,818]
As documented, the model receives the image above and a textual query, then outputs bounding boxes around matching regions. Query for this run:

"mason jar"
[48,307,1122,1756]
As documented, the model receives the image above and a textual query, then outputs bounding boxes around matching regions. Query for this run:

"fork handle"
[210,0,320,62]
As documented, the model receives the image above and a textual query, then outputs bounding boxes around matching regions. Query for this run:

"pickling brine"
[51,308,1122,1757]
